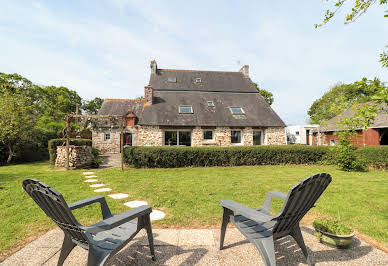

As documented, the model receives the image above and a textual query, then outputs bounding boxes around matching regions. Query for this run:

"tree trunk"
[6,144,14,164]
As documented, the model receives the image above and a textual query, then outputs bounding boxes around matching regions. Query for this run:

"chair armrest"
[221,199,273,224]
[83,205,152,234]
[69,195,112,219]
[262,190,287,212]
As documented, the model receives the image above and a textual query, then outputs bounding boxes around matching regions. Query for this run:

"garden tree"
[308,77,385,124]
[252,82,274,106]
[0,91,37,164]
[82,97,104,114]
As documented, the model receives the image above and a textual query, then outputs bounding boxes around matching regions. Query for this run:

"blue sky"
[0,0,387,125]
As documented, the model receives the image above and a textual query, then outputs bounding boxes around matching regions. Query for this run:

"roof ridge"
[158,68,242,74]
[104,98,145,101]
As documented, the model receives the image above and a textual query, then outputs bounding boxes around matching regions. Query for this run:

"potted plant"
[313,218,354,249]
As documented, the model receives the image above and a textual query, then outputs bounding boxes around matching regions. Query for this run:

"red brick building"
[313,103,388,146]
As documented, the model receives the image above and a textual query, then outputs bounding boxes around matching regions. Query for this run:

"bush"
[48,138,92,165]
[330,138,367,172]
[313,218,352,235]
[357,146,388,169]
[124,145,330,168]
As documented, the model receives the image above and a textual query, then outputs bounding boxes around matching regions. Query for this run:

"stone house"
[93,61,286,153]
[312,103,388,146]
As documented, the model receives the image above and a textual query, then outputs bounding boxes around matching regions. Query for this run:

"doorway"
[124,133,132,146]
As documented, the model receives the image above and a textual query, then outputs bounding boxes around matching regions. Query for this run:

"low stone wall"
[55,145,93,169]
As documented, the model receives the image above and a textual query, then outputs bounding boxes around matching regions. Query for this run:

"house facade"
[312,103,388,146]
[93,61,286,153]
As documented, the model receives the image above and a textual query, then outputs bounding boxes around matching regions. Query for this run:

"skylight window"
[179,105,193,114]
[230,107,245,115]
[168,77,177,83]
[207,101,215,107]
[195,78,201,83]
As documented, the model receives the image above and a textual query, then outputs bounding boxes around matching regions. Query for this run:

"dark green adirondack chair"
[220,173,332,266]
[23,179,156,265]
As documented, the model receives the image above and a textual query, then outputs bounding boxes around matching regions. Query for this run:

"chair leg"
[290,225,313,266]
[87,245,110,266]
[255,236,276,266]
[145,214,156,261]
[220,207,232,250]
[57,234,76,266]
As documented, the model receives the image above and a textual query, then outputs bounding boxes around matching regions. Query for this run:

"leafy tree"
[308,77,384,124]
[0,91,37,164]
[82,97,104,114]
[252,82,274,106]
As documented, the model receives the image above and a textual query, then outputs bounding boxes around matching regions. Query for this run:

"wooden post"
[121,117,124,171]
[66,115,70,170]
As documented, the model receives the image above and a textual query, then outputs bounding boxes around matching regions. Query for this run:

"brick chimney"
[144,85,153,105]
[150,60,157,74]
[125,112,136,127]
[239,65,249,77]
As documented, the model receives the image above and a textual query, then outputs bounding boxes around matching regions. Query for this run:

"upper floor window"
[168,77,177,83]
[104,133,111,141]
[195,78,201,83]
[179,105,193,114]
[230,107,245,115]
[207,101,215,107]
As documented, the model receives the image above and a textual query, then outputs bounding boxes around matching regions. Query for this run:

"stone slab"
[124,200,148,208]
[84,175,97,178]
[94,188,112,192]
[82,172,95,175]
[84,179,98,183]
[89,183,106,188]
[150,210,166,221]
[108,193,129,199]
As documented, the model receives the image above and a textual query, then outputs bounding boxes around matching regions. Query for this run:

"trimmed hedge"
[124,145,330,168]
[357,146,388,169]
[48,138,92,165]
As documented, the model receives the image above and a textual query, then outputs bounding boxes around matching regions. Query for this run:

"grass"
[1,162,388,259]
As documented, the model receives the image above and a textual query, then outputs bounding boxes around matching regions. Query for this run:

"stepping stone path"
[83,172,95,175]
[124,200,148,208]
[108,193,128,199]
[84,179,98,183]
[84,175,97,178]
[89,184,106,188]
[94,188,112,192]
[150,210,166,221]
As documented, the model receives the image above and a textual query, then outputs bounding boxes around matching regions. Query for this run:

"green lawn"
[1,162,388,259]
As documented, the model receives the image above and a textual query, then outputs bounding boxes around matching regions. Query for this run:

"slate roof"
[98,99,144,116]
[318,103,388,132]
[149,69,258,93]
[138,91,285,127]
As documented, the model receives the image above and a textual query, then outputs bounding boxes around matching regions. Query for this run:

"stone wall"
[92,130,121,153]
[136,125,163,146]
[264,127,286,145]
[55,145,93,169]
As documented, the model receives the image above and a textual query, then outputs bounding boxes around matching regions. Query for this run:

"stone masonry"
[55,146,93,169]
[264,127,287,145]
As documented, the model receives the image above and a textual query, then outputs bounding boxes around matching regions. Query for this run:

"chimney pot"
[239,65,249,77]
[150,60,157,74]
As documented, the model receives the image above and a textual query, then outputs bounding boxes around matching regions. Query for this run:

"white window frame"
[203,130,214,141]
[164,130,192,146]
[168,77,177,83]
[207,101,215,107]
[104,133,111,141]
[231,130,243,145]
[179,105,193,114]
[230,107,245,115]
[253,130,263,145]
[195,78,201,83]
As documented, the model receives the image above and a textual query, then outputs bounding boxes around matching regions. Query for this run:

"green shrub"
[313,218,353,235]
[357,146,388,169]
[92,147,100,157]
[124,145,330,168]
[48,138,92,165]
[330,138,367,172]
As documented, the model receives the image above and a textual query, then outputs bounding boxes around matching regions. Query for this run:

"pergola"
[64,114,126,171]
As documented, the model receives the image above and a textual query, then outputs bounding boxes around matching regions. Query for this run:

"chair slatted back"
[273,173,331,235]
[23,179,88,245]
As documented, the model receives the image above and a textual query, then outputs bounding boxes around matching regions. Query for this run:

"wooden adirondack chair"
[23,179,155,266]
[220,173,332,266]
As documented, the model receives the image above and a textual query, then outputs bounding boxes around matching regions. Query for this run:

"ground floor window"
[253,131,262,145]
[165,131,192,146]
[231,130,242,144]
[203,130,213,140]
[104,133,110,141]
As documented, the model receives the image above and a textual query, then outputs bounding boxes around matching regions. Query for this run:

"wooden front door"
[124,133,132,146]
